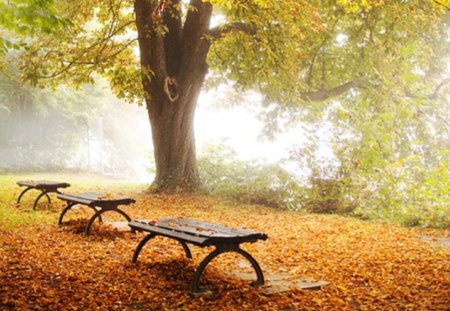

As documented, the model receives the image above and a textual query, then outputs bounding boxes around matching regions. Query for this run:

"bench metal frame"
[129,218,268,294]
[17,180,70,210]
[57,192,135,236]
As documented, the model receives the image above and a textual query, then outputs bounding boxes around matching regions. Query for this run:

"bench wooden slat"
[130,219,268,246]
[156,218,235,238]
[129,220,209,245]
[57,193,97,205]
[17,180,70,189]
[57,192,135,207]
[160,218,261,237]
[156,218,254,238]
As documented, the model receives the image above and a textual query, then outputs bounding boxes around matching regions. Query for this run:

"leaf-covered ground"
[0,176,449,310]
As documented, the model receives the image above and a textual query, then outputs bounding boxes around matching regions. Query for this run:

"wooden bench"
[57,192,135,236]
[17,180,71,210]
[129,218,268,294]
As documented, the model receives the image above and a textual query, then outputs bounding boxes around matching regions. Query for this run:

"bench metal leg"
[132,235,192,263]
[132,233,156,263]
[235,248,265,287]
[86,212,99,236]
[88,207,103,223]
[115,208,132,223]
[32,191,51,210]
[176,239,192,259]
[58,203,77,224]
[191,246,265,293]
[58,203,103,225]
[17,187,33,203]
[18,187,63,209]
[85,208,133,236]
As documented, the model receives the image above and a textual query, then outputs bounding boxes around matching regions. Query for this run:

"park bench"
[17,180,71,210]
[129,217,268,295]
[57,192,135,236]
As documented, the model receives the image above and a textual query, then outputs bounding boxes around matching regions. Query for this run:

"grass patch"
[0,205,55,231]
[0,175,55,230]
[0,173,148,231]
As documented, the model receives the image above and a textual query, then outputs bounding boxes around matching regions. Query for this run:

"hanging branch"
[208,23,256,39]
[300,80,367,102]
[433,0,450,10]
[430,77,450,99]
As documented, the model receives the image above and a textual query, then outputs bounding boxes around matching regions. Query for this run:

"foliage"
[287,80,450,228]
[7,0,447,113]
[211,0,448,108]
[199,137,449,228]
[0,175,449,309]
[12,0,141,101]
[352,154,450,229]
[13,0,448,106]
[0,0,70,58]
[264,0,450,227]
[333,84,449,228]
[207,0,322,104]
[198,143,303,210]
[301,154,449,228]
[303,174,357,215]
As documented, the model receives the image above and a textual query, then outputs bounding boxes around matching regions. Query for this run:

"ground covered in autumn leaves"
[0,175,449,310]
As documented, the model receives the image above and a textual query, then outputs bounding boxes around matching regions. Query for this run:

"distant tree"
[0,72,90,171]
[11,0,450,192]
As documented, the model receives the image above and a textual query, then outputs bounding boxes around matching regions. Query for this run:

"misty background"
[1,75,328,183]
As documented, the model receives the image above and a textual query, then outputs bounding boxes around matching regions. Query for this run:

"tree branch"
[434,0,450,10]
[40,20,135,79]
[179,0,212,82]
[303,74,448,104]
[430,77,450,99]
[300,81,367,102]
[405,77,450,100]
[163,0,182,76]
[134,0,167,83]
[208,22,256,39]
[307,17,341,84]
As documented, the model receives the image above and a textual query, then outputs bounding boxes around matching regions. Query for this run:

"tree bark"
[134,0,212,192]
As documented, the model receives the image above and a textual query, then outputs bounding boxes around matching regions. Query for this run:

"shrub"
[198,143,449,228]
[198,143,303,210]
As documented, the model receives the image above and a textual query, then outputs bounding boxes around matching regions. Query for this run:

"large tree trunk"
[134,0,212,192]
[147,77,204,192]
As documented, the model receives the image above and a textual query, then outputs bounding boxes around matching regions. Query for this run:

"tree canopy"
[2,0,449,192]
[11,0,448,102]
